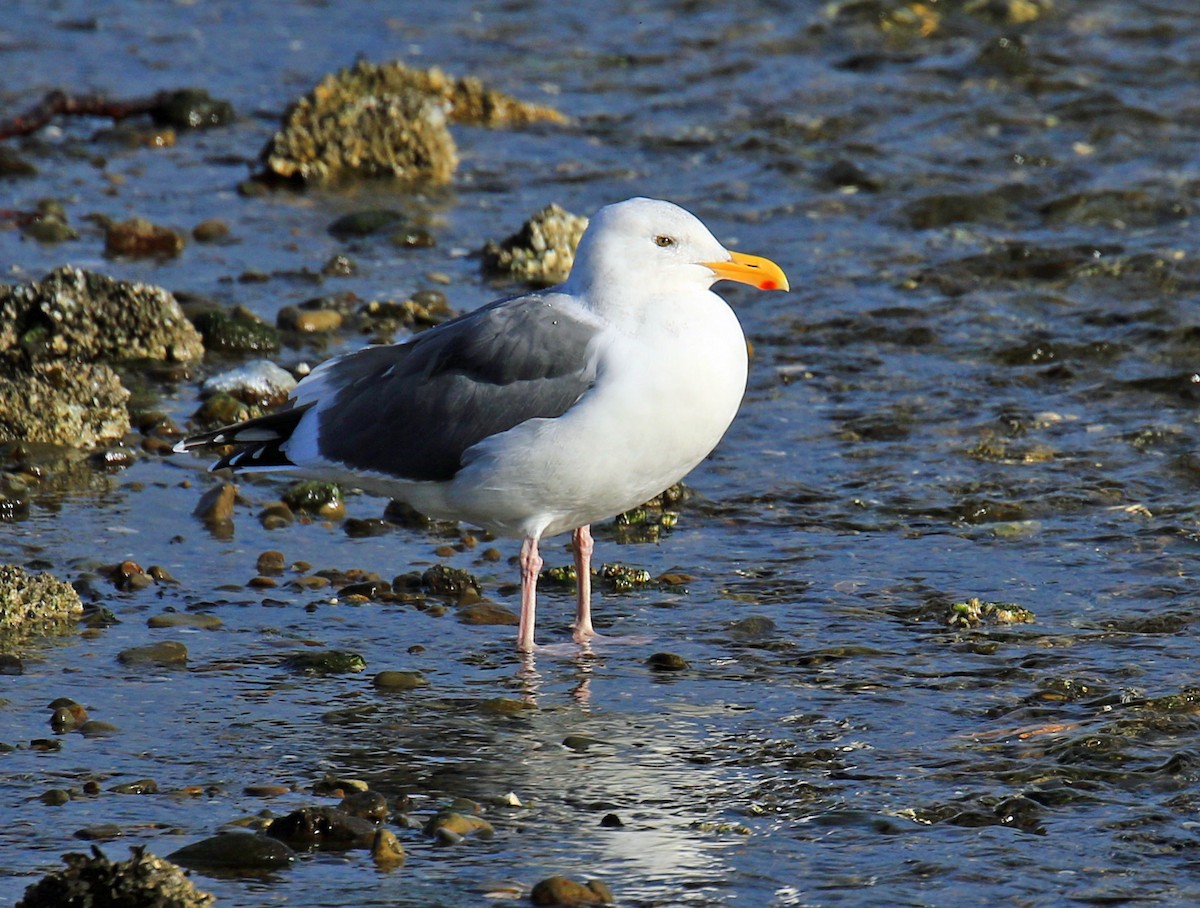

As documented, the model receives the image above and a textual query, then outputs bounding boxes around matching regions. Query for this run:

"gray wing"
[313,291,602,482]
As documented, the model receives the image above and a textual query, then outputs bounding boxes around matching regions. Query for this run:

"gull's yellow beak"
[703,251,790,292]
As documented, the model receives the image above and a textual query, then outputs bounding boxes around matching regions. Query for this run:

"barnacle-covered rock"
[481,203,589,286]
[0,361,130,446]
[262,59,566,185]
[0,266,203,365]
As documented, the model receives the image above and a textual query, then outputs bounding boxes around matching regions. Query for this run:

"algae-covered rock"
[947,597,1035,628]
[0,266,203,365]
[481,203,588,286]
[0,564,84,646]
[16,845,213,908]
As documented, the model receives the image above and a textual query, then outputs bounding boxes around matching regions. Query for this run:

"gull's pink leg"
[572,525,596,643]
[517,536,542,652]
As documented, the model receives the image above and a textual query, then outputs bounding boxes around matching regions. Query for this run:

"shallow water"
[3,0,1200,904]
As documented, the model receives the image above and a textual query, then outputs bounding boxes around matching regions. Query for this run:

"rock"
[424,810,494,840]
[457,602,519,626]
[78,720,120,737]
[104,217,186,259]
[0,361,131,447]
[0,266,203,365]
[482,203,588,286]
[340,790,389,822]
[117,641,188,666]
[281,650,365,674]
[184,304,281,354]
[261,59,565,185]
[201,360,296,407]
[151,89,235,130]
[193,482,236,528]
[420,564,480,599]
[169,833,295,871]
[530,876,614,906]
[191,219,229,243]
[0,565,84,641]
[282,480,344,519]
[264,70,457,184]
[50,703,88,732]
[256,550,287,574]
[728,615,777,642]
[16,845,213,908]
[328,209,406,237]
[40,788,71,806]
[370,828,405,868]
[277,306,344,333]
[110,779,158,795]
[647,652,689,671]
[947,598,1035,629]
[266,806,376,848]
[372,670,428,691]
[146,612,222,630]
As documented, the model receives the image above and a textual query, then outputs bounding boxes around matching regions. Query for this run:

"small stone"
[50,704,88,732]
[104,217,185,258]
[372,670,428,691]
[117,641,188,666]
[72,824,122,840]
[281,650,365,674]
[110,778,159,795]
[328,209,405,237]
[256,550,287,574]
[277,307,344,333]
[424,811,494,840]
[259,502,295,529]
[147,612,222,630]
[370,828,405,868]
[341,790,389,822]
[646,652,689,671]
[192,219,230,243]
[457,602,519,626]
[530,876,614,906]
[282,480,344,519]
[77,720,120,737]
[40,788,71,806]
[193,482,236,525]
[600,813,623,828]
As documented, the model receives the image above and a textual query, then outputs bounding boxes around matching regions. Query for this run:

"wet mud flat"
[3,1,1200,905]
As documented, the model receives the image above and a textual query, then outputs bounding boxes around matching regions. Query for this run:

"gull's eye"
[654,235,675,248]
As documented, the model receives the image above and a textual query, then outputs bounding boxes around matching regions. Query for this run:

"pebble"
[277,306,345,333]
[110,778,159,795]
[372,670,429,691]
[341,790,389,821]
[259,502,295,529]
[530,876,614,906]
[40,788,71,806]
[192,218,230,243]
[147,612,222,630]
[117,641,188,666]
[193,482,236,525]
[104,216,185,258]
[370,828,406,868]
[424,811,494,840]
[646,652,689,671]
[457,602,519,626]
[78,720,120,737]
[256,550,287,573]
[281,650,365,674]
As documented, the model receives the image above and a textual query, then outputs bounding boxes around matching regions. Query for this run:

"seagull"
[175,197,788,651]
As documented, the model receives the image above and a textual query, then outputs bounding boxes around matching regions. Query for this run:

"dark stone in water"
[169,832,296,870]
[281,650,366,674]
[266,806,376,849]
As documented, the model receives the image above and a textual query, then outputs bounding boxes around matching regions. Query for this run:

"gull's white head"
[562,197,789,306]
